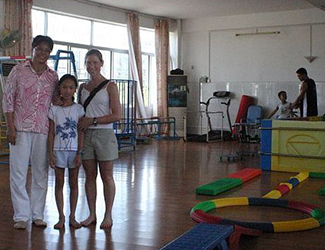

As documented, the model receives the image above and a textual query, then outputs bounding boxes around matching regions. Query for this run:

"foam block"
[262,190,282,199]
[292,172,309,183]
[276,184,291,195]
[318,186,325,196]
[196,178,243,195]
[227,168,261,182]
[310,172,325,179]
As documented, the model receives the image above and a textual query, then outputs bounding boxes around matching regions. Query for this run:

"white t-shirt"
[49,103,85,151]
[277,102,292,119]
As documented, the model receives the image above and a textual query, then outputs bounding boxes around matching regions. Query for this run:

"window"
[32,8,156,111]
[70,47,88,80]
[32,9,45,36]
[47,13,91,45]
[112,52,129,80]
[47,44,68,78]
[142,55,149,106]
[93,22,128,50]
[100,50,112,79]
[140,29,155,54]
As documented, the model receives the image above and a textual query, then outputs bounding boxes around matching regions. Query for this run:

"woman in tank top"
[78,49,121,229]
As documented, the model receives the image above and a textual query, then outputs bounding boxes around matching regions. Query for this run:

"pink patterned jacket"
[2,60,58,135]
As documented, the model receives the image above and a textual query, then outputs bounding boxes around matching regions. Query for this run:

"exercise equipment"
[159,223,233,250]
[184,91,232,142]
[190,197,325,233]
[159,223,261,250]
[196,168,261,196]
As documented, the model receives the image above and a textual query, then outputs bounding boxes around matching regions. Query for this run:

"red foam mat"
[227,168,262,182]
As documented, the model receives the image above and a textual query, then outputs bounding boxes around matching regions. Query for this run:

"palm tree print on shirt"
[56,117,77,150]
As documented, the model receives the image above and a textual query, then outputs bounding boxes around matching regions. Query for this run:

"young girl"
[48,74,85,229]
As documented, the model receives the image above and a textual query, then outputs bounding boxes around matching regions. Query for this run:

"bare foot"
[69,217,81,229]
[54,216,65,229]
[100,217,113,229]
[81,215,97,227]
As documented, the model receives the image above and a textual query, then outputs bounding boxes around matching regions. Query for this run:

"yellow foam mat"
[262,190,282,199]
[272,218,320,232]
[291,172,309,183]
[212,197,249,208]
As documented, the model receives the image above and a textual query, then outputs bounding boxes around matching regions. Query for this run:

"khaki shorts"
[82,129,118,161]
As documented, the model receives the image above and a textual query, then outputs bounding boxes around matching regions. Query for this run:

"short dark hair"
[296,68,308,75]
[85,49,103,63]
[32,35,54,50]
[278,91,287,98]
[59,74,78,88]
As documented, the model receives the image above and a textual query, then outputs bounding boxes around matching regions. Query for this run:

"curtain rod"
[235,29,280,36]
[74,0,170,20]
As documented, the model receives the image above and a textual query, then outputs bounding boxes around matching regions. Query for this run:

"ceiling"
[84,0,325,19]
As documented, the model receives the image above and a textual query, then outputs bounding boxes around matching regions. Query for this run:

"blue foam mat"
[159,223,233,250]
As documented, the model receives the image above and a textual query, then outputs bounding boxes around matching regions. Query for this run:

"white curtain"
[126,13,147,119]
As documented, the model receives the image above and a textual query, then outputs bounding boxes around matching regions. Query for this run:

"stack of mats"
[196,168,261,195]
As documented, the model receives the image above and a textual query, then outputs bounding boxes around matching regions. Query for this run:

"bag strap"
[82,80,109,111]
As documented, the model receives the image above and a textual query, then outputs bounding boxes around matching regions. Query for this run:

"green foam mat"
[318,186,325,196]
[310,172,325,179]
[196,178,243,195]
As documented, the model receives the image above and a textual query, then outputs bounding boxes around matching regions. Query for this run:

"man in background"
[292,68,318,117]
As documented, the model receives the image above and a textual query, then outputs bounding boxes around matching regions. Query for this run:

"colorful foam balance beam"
[159,223,234,250]
[190,197,325,233]
[262,172,309,199]
[195,168,261,196]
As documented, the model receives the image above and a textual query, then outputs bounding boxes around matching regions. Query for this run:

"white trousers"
[10,131,48,222]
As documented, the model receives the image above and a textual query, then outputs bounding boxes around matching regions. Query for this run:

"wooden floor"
[0,139,325,250]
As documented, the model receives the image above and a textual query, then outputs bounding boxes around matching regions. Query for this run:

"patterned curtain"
[127,13,143,92]
[155,19,169,119]
[126,13,147,119]
[3,0,33,56]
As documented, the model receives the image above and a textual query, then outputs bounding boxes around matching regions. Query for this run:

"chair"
[234,105,263,143]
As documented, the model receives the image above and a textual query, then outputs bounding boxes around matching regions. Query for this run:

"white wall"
[33,0,155,29]
[182,8,325,134]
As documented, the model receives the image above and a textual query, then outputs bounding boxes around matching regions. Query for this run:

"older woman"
[78,49,121,229]
[3,35,58,229]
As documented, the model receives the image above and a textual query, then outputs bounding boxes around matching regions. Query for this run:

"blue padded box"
[159,223,233,250]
